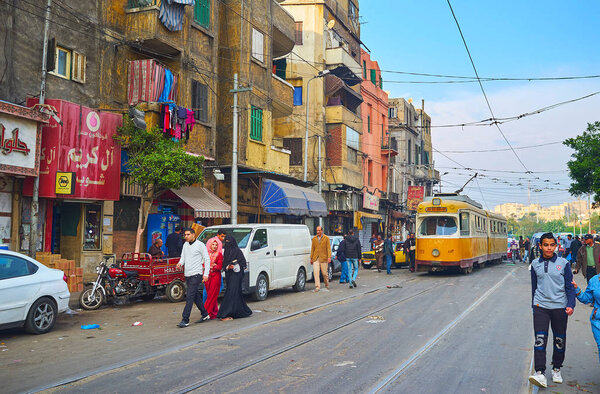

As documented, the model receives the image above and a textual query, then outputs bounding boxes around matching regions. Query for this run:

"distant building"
[494,200,592,222]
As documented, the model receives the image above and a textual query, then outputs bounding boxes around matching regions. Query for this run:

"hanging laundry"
[158,69,174,103]
[184,109,195,142]
[158,0,195,32]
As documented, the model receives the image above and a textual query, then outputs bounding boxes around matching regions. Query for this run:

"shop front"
[323,189,361,236]
[357,192,383,252]
[24,99,122,277]
[0,101,48,251]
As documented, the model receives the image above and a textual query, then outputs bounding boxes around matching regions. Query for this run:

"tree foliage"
[114,116,204,197]
[564,121,600,204]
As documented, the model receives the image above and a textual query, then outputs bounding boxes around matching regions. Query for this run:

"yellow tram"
[415,194,507,274]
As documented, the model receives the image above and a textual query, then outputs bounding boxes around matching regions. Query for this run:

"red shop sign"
[25,99,122,200]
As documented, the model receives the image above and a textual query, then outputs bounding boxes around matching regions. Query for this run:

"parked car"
[361,242,407,269]
[326,235,344,281]
[198,224,312,301]
[0,250,70,334]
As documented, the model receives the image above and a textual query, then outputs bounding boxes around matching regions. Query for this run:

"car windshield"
[419,216,458,236]
[198,228,253,248]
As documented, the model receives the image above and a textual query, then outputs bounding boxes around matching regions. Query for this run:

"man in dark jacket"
[404,233,416,272]
[337,237,349,284]
[344,229,362,288]
[575,234,600,285]
[383,233,394,274]
[570,236,582,264]
[166,225,184,257]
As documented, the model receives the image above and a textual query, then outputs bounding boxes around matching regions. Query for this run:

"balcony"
[272,0,295,58]
[125,0,183,57]
[325,47,362,86]
[381,137,398,157]
[271,74,294,118]
[326,104,361,128]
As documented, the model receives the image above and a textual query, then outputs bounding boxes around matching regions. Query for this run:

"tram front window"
[419,216,458,236]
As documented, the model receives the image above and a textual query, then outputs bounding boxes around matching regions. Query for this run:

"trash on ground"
[386,284,401,288]
[132,321,143,326]
[334,361,356,367]
[366,315,386,324]
[81,324,100,330]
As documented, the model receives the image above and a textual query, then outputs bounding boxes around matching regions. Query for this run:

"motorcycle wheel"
[79,286,105,310]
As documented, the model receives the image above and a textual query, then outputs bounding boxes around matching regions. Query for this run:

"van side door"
[249,228,273,289]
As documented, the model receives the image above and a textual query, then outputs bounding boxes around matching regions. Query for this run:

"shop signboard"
[25,99,122,200]
[55,172,75,195]
[407,186,425,211]
[0,101,47,177]
[362,192,380,211]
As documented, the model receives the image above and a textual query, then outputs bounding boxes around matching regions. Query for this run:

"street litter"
[81,324,100,330]
[366,315,385,324]
[132,321,143,326]
[386,284,401,288]
[334,361,356,367]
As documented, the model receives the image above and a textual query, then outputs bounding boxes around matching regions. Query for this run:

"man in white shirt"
[176,228,210,328]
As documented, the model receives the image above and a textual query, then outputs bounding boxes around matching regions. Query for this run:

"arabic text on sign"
[0,124,30,155]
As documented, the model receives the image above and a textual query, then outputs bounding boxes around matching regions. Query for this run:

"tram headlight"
[432,249,440,257]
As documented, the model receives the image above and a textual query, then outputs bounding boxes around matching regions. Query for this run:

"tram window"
[460,213,470,236]
[419,216,457,236]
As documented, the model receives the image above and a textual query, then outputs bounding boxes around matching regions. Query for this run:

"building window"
[283,138,302,165]
[407,138,412,164]
[191,80,208,122]
[348,0,359,31]
[250,105,263,141]
[367,160,373,186]
[363,60,367,79]
[347,147,357,164]
[370,69,376,85]
[294,22,303,45]
[389,107,397,118]
[252,28,265,63]
[55,46,71,79]
[293,86,302,106]
[72,51,86,83]
[83,204,102,251]
[194,0,210,28]
[346,126,360,165]
[367,115,371,133]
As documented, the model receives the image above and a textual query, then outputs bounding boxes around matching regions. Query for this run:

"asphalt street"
[1,262,598,393]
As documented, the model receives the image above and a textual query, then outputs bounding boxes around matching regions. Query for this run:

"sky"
[358,1,600,210]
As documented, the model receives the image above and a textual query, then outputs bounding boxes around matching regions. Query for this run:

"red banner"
[407,186,425,211]
[25,99,122,200]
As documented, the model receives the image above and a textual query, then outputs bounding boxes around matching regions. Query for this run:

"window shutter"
[252,29,264,63]
[295,22,303,45]
[72,51,86,83]
[370,69,376,84]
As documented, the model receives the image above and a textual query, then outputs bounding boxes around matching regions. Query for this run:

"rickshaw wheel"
[166,280,186,302]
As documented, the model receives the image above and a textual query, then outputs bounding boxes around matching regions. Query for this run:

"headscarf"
[206,236,222,264]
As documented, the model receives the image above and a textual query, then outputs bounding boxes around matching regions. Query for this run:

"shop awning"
[171,186,231,218]
[261,179,328,217]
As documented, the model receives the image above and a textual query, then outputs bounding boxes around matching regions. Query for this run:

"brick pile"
[36,252,84,292]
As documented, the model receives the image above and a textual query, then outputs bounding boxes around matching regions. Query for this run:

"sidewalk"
[529,303,599,393]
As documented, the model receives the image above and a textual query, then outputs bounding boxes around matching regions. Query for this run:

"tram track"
[32,275,421,393]
[171,282,441,394]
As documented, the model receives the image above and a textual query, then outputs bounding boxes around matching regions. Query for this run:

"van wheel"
[253,273,268,301]
[293,268,306,292]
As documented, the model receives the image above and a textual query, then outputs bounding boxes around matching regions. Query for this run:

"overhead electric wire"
[446,0,531,173]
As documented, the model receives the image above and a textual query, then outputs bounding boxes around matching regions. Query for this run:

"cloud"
[425,81,600,207]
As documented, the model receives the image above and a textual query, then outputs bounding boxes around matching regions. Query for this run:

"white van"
[198,224,312,301]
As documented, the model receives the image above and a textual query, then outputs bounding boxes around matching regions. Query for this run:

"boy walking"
[528,233,576,388]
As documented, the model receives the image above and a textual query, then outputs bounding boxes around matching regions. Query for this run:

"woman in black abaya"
[217,232,252,320]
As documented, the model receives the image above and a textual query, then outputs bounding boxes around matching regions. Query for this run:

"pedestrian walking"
[404,233,416,272]
[575,234,600,286]
[373,234,384,272]
[384,233,394,274]
[369,232,377,251]
[345,229,361,289]
[564,234,573,260]
[570,235,582,264]
[310,226,331,292]
[176,228,210,328]
[510,239,519,262]
[572,274,600,364]
[204,237,223,320]
[337,236,349,284]
[524,237,531,263]
[528,232,576,388]
[216,229,252,320]
[519,236,525,262]
[166,225,184,257]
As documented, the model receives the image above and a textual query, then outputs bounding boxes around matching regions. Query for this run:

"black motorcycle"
[79,256,155,310]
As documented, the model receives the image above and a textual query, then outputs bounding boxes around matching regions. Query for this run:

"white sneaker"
[529,371,547,388]
[552,368,563,383]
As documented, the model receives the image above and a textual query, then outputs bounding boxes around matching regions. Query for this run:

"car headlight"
[432,249,440,257]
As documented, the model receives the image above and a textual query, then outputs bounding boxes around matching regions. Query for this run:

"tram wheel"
[461,266,473,275]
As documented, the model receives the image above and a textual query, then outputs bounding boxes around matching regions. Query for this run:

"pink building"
[360,49,393,201]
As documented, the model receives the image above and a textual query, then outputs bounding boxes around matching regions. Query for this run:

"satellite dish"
[327,19,336,29]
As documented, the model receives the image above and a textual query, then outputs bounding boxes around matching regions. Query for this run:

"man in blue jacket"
[528,233,576,388]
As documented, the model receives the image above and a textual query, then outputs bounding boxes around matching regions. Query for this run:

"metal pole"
[318,134,323,227]
[30,0,52,258]
[304,76,314,182]
[588,194,592,234]
[231,74,239,225]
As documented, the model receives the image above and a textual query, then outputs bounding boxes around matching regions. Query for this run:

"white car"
[0,250,70,334]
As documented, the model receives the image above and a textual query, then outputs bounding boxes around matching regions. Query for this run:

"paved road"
[1,262,598,393]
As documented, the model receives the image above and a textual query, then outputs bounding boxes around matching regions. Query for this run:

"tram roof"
[424,193,483,209]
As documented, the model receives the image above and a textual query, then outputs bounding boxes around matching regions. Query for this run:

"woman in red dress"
[204,237,223,319]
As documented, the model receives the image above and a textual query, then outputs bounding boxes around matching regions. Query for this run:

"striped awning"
[171,186,231,218]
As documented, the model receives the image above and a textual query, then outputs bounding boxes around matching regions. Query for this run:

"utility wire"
[446,0,531,173]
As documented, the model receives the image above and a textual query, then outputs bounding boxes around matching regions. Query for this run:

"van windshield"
[198,228,253,248]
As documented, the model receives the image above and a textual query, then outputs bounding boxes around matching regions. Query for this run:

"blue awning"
[261,180,328,217]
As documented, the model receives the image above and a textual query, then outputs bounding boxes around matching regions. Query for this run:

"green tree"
[115,117,204,252]
[564,121,600,204]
